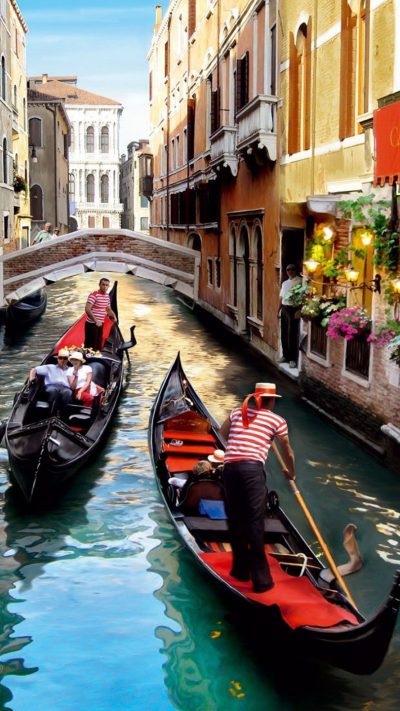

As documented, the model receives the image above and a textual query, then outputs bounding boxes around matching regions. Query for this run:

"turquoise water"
[0,273,399,710]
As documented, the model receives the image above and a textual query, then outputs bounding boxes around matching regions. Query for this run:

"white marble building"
[29,76,123,229]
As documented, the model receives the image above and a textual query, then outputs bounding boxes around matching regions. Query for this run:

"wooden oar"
[271,441,358,609]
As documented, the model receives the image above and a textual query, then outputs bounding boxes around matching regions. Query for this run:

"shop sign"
[374,101,400,185]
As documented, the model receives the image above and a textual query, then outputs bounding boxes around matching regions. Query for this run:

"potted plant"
[368,318,400,365]
[13,174,27,193]
[326,306,372,341]
[301,294,346,327]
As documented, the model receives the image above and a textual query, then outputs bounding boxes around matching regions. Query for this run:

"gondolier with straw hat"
[220,382,296,593]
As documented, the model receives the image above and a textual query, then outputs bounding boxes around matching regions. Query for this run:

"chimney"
[42,73,48,84]
[155,5,162,32]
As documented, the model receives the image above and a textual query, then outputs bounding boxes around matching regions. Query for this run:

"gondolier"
[220,383,296,593]
[84,277,117,351]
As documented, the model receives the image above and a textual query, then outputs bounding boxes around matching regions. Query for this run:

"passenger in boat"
[219,383,296,593]
[29,348,73,411]
[84,277,117,351]
[207,449,225,477]
[67,351,105,407]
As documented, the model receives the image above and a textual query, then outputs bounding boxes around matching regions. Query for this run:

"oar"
[271,441,358,609]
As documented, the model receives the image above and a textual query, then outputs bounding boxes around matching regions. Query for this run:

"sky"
[18,0,170,153]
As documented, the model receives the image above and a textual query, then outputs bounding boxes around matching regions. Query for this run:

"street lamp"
[30,145,38,164]
[360,228,373,246]
[303,259,320,274]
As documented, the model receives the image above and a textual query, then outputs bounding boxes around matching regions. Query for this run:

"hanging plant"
[301,294,346,327]
[387,336,400,366]
[326,306,372,341]
[13,174,27,193]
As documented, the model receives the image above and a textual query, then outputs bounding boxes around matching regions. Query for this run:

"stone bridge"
[0,229,200,305]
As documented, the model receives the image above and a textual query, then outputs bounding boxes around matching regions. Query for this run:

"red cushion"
[163,443,215,455]
[199,551,358,630]
[166,456,203,473]
[164,430,216,443]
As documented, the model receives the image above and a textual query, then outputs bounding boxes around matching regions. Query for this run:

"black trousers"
[84,321,103,351]
[222,461,272,589]
[45,385,73,410]
[281,305,300,362]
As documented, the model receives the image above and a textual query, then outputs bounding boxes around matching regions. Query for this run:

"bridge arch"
[0,228,200,306]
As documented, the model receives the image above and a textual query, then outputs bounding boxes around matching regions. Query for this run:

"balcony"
[139,175,153,198]
[236,95,278,162]
[209,125,238,177]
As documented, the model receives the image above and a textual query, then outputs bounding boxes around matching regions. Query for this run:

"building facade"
[10,0,30,249]
[29,76,124,231]
[28,87,70,236]
[120,139,150,232]
[147,0,279,358]
[147,1,400,460]
[1,0,14,253]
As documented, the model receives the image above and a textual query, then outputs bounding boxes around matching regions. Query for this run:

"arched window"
[255,226,263,320]
[85,126,94,153]
[100,174,109,203]
[86,174,95,202]
[229,227,238,307]
[288,23,311,154]
[100,126,109,153]
[1,56,5,101]
[24,159,28,183]
[358,0,370,118]
[30,184,43,221]
[2,137,8,183]
[29,117,42,147]
[187,232,201,250]
[69,172,75,198]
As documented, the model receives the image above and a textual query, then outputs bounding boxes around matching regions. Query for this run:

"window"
[215,257,221,288]
[1,56,5,101]
[164,40,169,77]
[183,127,187,163]
[29,117,42,147]
[236,53,249,114]
[270,24,277,95]
[207,257,214,286]
[64,134,68,159]
[188,0,196,37]
[2,137,8,183]
[24,159,28,183]
[140,195,148,208]
[13,84,17,109]
[175,135,180,167]
[3,213,9,242]
[187,99,196,161]
[171,138,175,170]
[345,333,370,379]
[140,216,149,230]
[88,215,95,228]
[69,173,75,199]
[100,174,109,203]
[85,126,94,153]
[100,126,109,153]
[211,87,220,133]
[30,184,43,221]
[310,321,327,358]
[86,174,95,202]
[14,153,18,173]
[102,216,110,228]
[288,23,311,154]
[255,227,263,320]
[23,98,26,130]
[70,126,75,152]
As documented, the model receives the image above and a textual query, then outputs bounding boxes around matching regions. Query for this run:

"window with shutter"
[188,0,196,37]
[29,117,42,147]
[339,2,357,140]
[210,89,220,133]
[187,98,196,160]
[236,54,249,114]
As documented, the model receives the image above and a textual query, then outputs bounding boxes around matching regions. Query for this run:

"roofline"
[11,0,28,33]
[28,96,71,131]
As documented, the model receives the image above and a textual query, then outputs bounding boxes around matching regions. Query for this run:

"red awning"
[373,101,400,186]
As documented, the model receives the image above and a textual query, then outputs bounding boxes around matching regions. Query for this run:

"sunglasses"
[57,356,68,360]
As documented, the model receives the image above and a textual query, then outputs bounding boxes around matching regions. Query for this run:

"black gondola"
[5,283,136,504]
[5,288,48,329]
[148,353,400,675]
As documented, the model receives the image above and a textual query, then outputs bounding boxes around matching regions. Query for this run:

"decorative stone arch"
[237,223,250,333]
[187,232,201,251]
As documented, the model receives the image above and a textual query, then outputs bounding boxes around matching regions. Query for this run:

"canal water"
[0,273,398,711]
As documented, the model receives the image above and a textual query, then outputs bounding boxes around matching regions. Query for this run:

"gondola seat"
[86,359,109,389]
[178,479,225,513]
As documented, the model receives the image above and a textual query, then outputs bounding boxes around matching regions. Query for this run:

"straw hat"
[57,348,70,358]
[208,449,225,465]
[69,350,85,363]
[254,382,282,398]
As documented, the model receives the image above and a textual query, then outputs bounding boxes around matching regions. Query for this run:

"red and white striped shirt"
[224,407,288,464]
[85,291,110,324]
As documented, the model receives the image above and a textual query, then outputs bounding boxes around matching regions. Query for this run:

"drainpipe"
[47,104,58,229]
[310,0,318,197]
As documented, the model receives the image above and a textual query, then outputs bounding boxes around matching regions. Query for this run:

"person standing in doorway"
[220,383,296,593]
[84,277,116,351]
[278,264,302,368]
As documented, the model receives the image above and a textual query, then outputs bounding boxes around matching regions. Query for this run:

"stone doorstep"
[278,362,299,381]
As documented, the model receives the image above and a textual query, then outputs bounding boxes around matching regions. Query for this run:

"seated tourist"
[207,449,225,477]
[29,348,73,412]
[67,351,105,407]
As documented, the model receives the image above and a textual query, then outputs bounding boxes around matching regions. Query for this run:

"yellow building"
[10,0,30,249]
[280,0,400,454]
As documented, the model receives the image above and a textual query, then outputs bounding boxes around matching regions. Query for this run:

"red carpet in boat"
[55,316,114,352]
[200,551,358,629]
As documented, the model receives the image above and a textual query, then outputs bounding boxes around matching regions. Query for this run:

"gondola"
[5,288,48,330]
[5,282,136,504]
[148,353,400,675]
